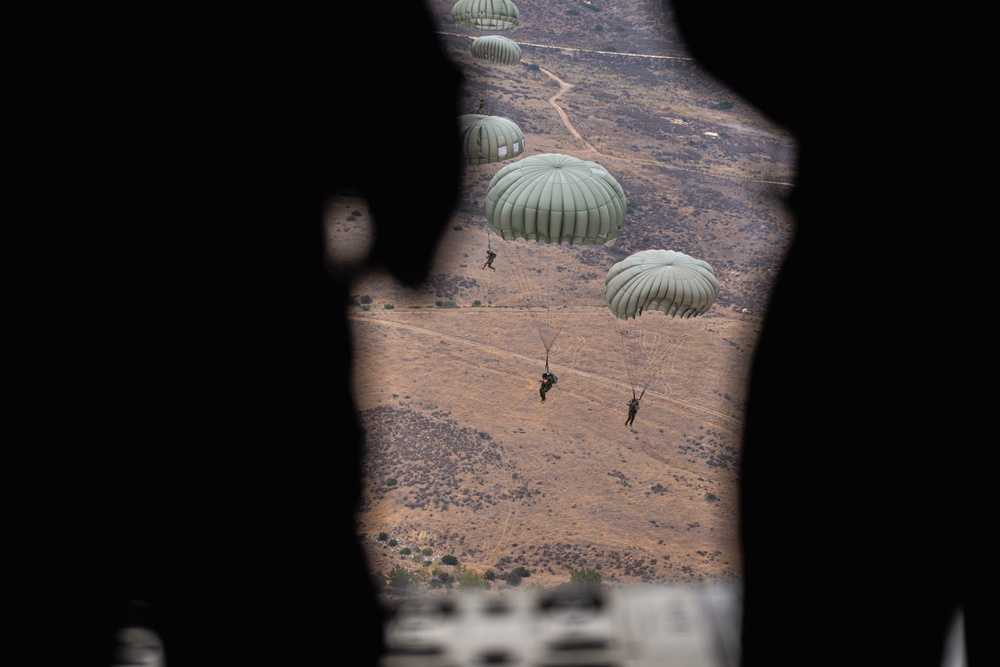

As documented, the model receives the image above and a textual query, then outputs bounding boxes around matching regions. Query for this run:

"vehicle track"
[351,312,743,432]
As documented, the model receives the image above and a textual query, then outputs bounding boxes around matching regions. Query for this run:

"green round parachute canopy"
[452,0,520,31]
[471,35,522,66]
[459,114,525,165]
[605,249,720,319]
[484,153,626,245]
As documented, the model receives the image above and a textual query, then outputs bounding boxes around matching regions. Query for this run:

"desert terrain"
[330,0,798,595]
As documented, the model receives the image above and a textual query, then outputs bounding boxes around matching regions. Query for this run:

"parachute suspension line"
[605,248,721,405]
[486,227,492,251]
[612,312,677,400]
[498,236,569,356]
[612,315,641,398]
[545,352,549,375]
[525,241,588,353]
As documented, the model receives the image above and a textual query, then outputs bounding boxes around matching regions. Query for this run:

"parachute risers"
[604,249,721,399]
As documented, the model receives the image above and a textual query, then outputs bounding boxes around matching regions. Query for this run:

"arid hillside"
[330,0,798,596]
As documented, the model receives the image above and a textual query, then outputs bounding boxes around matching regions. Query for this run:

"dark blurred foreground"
[18,5,460,666]
[672,2,987,665]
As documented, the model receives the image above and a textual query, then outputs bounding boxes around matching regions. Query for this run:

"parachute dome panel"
[452,0,520,31]
[471,35,522,66]
[484,153,626,245]
[459,114,525,165]
[605,249,720,319]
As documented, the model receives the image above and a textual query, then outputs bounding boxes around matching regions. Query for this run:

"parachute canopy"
[452,0,520,30]
[471,35,522,66]
[605,249,720,320]
[459,114,525,165]
[484,153,626,245]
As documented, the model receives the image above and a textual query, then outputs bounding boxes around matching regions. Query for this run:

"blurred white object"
[381,582,740,667]
[112,626,165,667]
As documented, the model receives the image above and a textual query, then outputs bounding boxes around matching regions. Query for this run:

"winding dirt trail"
[536,66,600,155]
[444,31,794,187]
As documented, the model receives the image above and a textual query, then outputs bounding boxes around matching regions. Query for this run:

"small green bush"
[387,565,417,592]
[569,568,603,587]
[459,571,491,590]
[607,245,629,258]
[441,554,459,566]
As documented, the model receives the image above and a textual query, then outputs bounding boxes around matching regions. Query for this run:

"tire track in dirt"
[353,309,745,576]
[351,311,570,566]
[474,446,579,570]
[351,312,743,432]
[441,32,696,62]
[479,441,519,567]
